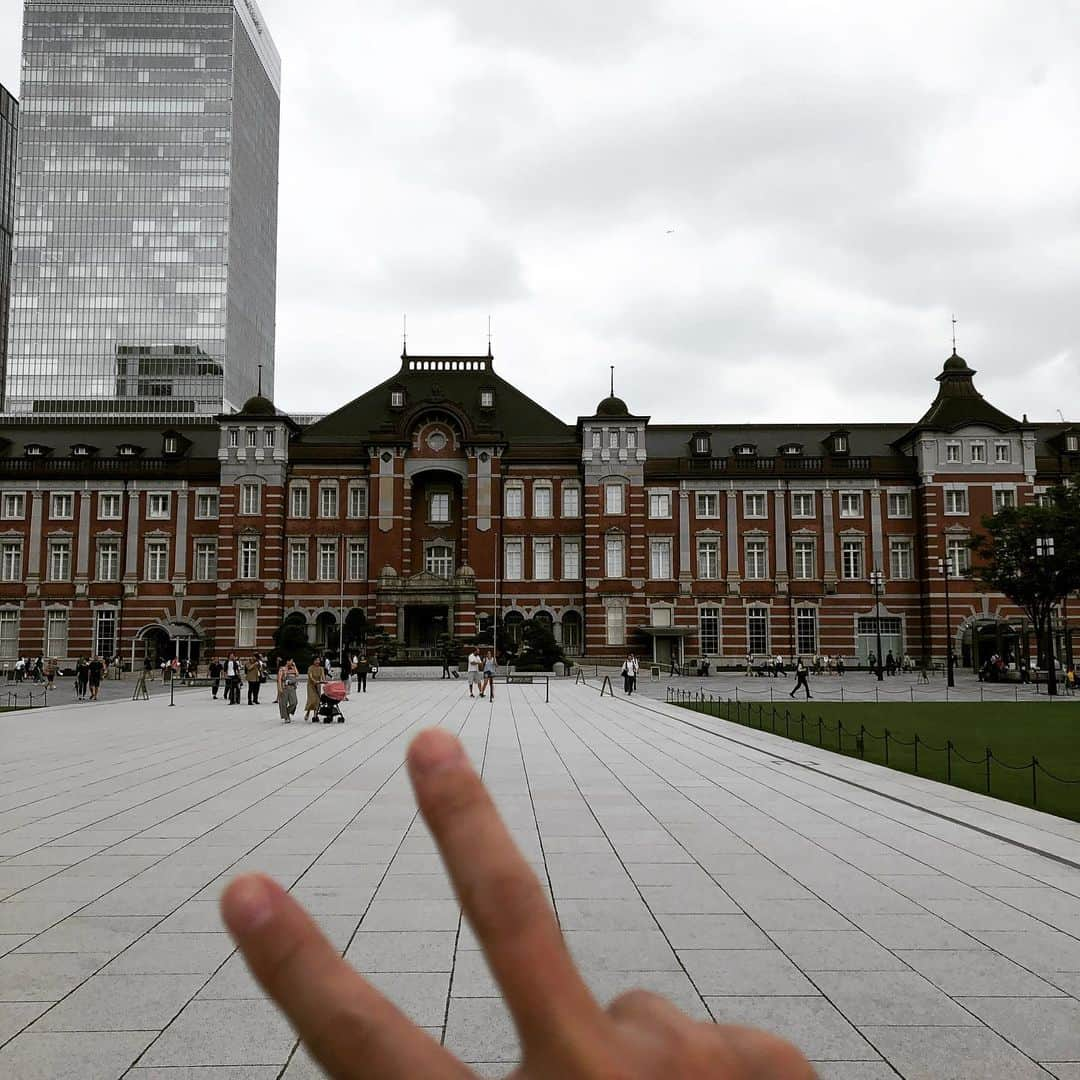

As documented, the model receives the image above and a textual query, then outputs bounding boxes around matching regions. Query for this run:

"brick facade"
[0,350,1076,669]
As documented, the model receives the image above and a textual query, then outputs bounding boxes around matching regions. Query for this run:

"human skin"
[221,728,817,1079]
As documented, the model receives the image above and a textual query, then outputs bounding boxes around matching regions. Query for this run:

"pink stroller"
[318,679,348,723]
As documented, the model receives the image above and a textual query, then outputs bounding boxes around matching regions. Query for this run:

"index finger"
[406,728,611,1063]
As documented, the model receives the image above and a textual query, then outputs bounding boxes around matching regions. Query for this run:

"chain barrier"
[664,686,1080,816]
[3,688,49,708]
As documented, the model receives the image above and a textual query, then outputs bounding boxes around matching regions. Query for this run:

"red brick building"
[1,349,1076,670]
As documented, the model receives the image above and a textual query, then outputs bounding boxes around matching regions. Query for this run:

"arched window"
[504,611,525,648]
[561,611,583,655]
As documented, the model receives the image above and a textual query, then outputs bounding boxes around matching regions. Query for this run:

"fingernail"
[409,729,466,776]
[223,874,274,935]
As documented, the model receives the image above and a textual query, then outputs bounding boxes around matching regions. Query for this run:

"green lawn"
[677,698,1080,822]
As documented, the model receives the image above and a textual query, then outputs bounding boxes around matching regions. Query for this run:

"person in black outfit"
[789,658,811,700]
[209,658,223,699]
[355,653,369,693]
[885,651,896,676]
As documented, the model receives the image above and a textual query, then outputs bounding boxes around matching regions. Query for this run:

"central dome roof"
[238,394,276,417]
[596,394,630,417]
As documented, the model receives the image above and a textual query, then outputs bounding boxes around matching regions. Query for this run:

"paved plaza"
[4,681,1080,1078]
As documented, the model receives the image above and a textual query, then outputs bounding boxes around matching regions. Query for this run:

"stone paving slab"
[3,681,1080,1076]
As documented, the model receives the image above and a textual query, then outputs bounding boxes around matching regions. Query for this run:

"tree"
[272,615,314,672]
[971,484,1080,696]
[516,617,566,672]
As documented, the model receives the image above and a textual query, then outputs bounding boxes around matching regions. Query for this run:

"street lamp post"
[937,554,955,689]
[869,568,885,681]
[1037,536,1058,697]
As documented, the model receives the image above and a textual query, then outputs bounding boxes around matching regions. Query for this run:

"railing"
[680,455,880,476]
[3,688,49,708]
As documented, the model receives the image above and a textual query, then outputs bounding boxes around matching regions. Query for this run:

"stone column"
[870,488,884,574]
[27,492,43,594]
[822,489,837,587]
[124,490,141,590]
[774,489,788,590]
[174,489,189,582]
[725,489,740,594]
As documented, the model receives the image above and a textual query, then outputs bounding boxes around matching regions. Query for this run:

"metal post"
[1037,537,1058,697]
[1032,756,1038,806]
[870,569,884,681]
[169,677,175,707]
[985,747,992,793]
[941,552,955,689]
[946,740,952,783]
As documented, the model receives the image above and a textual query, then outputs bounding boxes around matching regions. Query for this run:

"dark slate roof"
[645,423,910,460]
[595,394,631,417]
[300,355,576,449]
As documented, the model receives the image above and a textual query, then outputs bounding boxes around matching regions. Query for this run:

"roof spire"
[257,363,262,397]
[951,313,958,355]
[610,365,615,397]
[487,314,492,358]
[402,313,408,357]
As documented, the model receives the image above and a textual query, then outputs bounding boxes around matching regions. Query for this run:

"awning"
[637,626,694,637]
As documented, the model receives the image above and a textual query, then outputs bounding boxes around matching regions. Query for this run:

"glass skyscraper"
[4,0,280,418]
[0,84,16,395]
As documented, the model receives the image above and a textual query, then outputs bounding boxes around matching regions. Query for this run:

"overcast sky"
[2,0,1078,424]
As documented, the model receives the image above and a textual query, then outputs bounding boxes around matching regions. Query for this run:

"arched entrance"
[314,611,339,654]
[133,621,202,670]
[561,611,583,656]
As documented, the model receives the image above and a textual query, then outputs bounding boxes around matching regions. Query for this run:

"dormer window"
[72,445,90,457]
[692,433,711,456]
[163,436,179,455]
[781,444,803,456]
[118,444,137,457]
[735,444,756,457]
[1067,434,1079,453]
[390,389,405,409]
[25,444,45,457]
[480,389,495,410]
[831,434,849,454]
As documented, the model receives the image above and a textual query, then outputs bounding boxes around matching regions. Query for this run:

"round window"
[427,431,447,452]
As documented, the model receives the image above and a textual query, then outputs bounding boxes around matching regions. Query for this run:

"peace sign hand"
[221,728,815,1078]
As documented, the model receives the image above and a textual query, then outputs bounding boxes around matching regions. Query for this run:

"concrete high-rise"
[4,0,280,418]
[0,84,16,398]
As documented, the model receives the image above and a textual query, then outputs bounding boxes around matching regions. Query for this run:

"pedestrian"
[304,656,325,722]
[245,653,262,705]
[745,652,753,677]
[621,653,637,694]
[45,657,56,690]
[789,657,811,700]
[143,654,152,680]
[277,659,299,722]
[480,651,497,699]
[224,652,241,705]
[441,646,453,679]
[75,656,89,700]
[885,651,896,676]
[88,655,104,701]
[867,651,877,674]
[466,648,482,698]
[836,656,845,677]
[208,656,223,699]
[355,652,369,693]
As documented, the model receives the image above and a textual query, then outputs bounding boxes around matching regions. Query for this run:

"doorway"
[404,605,449,653]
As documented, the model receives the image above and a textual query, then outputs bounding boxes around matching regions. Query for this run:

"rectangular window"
[995,441,1011,463]
[147,493,170,519]
[605,536,625,578]
[319,484,338,518]
[505,484,524,518]
[888,492,911,518]
[347,540,367,582]
[841,538,864,579]
[1,541,22,582]
[264,429,276,449]
[239,539,259,581]
[562,539,581,579]
[561,484,581,517]
[947,537,971,574]
[745,539,767,579]
[793,539,815,580]
[889,538,914,580]
[49,540,71,582]
[99,492,123,520]
[45,609,68,658]
[347,484,368,518]
[744,493,766,518]
[591,431,602,450]
[194,540,217,582]
[652,606,673,628]
[609,431,619,449]
[648,492,671,518]
[245,428,256,449]
[605,484,624,515]
[145,540,168,582]
[317,541,337,581]
[237,608,256,649]
[791,492,815,518]
[945,441,961,463]
[228,428,240,448]
[2,493,25,520]
[697,538,720,579]
[970,441,986,463]
[290,484,310,518]
[839,492,863,518]
[699,606,721,654]
[504,539,523,580]
[626,431,637,449]
[94,609,117,660]
[944,488,968,515]
[533,539,553,581]
[288,541,308,581]
[993,488,1016,512]
[430,492,451,522]
[241,483,260,516]
[0,610,18,660]
[796,607,818,656]
[606,606,626,646]
[51,492,74,519]
[196,492,219,519]
[533,485,553,518]
[97,541,120,582]
[696,492,719,518]
[747,607,769,654]
[649,539,672,579]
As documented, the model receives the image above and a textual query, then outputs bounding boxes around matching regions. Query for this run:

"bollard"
[840,684,844,703]
[169,678,175,707]
[946,740,952,783]
[884,728,890,766]
[910,686,914,703]
[817,716,823,745]
[985,748,992,794]
[914,733,920,774]
[859,724,866,759]
[1032,756,1038,807]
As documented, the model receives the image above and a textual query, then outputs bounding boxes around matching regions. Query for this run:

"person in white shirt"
[467,650,483,698]
[621,653,639,694]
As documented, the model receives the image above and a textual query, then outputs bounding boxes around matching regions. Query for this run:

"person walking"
[355,652,369,693]
[885,651,896,677]
[304,656,325,722]
[836,656,846,677]
[75,656,89,700]
[789,657,811,700]
[245,654,262,705]
[88,655,104,701]
[480,651,497,699]
[441,646,453,680]
[621,653,637,694]
[466,648,482,698]
[208,657,222,699]
[224,652,241,705]
[277,659,299,723]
